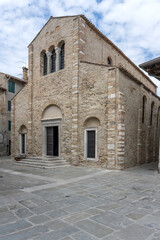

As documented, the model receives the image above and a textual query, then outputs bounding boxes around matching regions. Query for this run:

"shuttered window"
[8,80,15,93]
[60,43,65,70]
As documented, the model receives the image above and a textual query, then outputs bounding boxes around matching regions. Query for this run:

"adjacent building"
[11,15,160,169]
[0,71,27,155]
[140,57,160,172]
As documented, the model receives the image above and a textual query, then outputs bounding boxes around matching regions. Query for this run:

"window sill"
[41,68,65,78]
[85,158,98,161]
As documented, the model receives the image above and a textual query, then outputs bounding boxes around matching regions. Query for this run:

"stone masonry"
[11,15,160,169]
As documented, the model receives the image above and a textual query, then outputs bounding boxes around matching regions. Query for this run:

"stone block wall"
[11,15,160,169]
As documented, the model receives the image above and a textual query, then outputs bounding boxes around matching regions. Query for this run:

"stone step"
[20,159,68,164]
[14,157,70,169]
[14,162,70,169]
[28,157,63,161]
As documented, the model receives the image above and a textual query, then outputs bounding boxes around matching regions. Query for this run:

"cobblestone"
[0,157,160,239]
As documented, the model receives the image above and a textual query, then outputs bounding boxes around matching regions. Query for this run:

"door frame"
[84,128,97,161]
[42,119,61,158]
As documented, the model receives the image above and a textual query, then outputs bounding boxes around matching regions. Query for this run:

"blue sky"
[0,0,160,93]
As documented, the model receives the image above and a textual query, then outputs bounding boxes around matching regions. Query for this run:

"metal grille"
[43,53,47,75]
[21,134,25,154]
[87,130,96,158]
[60,43,65,70]
[51,49,56,72]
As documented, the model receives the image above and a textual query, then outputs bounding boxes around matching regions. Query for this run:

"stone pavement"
[0,157,160,240]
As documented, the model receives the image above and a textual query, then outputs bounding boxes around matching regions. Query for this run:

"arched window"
[60,43,65,70]
[43,53,47,75]
[84,117,100,159]
[157,107,160,127]
[19,125,28,155]
[51,48,56,73]
[150,102,154,126]
[107,57,112,65]
[142,96,146,123]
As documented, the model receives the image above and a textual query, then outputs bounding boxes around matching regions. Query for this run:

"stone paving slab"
[0,157,160,239]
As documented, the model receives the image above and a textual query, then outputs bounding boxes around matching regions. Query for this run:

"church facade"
[11,15,160,169]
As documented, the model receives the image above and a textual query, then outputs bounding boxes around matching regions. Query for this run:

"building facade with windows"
[139,57,160,172]
[0,71,27,155]
[11,15,160,169]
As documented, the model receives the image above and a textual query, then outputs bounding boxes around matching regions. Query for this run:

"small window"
[107,57,112,65]
[8,81,15,93]
[150,102,154,126]
[60,43,65,70]
[142,96,146,123]
[8,100,11,111]
[157,107,160,127]
[51,49,56,73]
[85,128,97,160]
[21,134,26,154]
[8,121,11,131]
[43,53,47,75]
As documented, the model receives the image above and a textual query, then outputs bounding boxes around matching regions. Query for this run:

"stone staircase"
[14,157,70,169]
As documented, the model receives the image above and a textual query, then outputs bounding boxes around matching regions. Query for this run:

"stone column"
[46,51,52,74]
[55,47,61,71]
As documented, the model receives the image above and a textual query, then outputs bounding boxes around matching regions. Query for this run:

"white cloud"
[0,0,160,93]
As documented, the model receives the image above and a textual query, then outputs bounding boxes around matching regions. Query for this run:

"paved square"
[0,157,160,239]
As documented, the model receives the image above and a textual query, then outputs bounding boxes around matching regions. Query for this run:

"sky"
[0,0,160,94]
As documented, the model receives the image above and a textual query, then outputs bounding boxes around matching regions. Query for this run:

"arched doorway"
[41,105,62,157]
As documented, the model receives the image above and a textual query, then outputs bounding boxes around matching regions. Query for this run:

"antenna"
[16,61,27,67]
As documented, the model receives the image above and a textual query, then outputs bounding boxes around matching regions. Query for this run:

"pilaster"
[107,68,117,169]
[27,44,33,156]
[11,98,15,157]
[116,92,125,169]
[71,17,80,165]
[137,85,143,165]
[137,108,142,165]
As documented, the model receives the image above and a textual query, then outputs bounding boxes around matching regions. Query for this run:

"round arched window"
[107,57,112,65]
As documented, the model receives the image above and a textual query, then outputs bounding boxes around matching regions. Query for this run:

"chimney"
[22,67,28,81]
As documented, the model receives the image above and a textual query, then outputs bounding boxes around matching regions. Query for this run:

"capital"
[46,51,52,57]
[55,47,61,54]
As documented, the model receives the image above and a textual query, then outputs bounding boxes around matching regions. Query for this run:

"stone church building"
[11,15,160,169]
